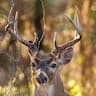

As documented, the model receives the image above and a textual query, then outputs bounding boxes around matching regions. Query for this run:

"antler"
[52,7,82,56]
[5,0,43,54]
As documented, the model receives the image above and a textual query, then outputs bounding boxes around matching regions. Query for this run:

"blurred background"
[0,0,96,96]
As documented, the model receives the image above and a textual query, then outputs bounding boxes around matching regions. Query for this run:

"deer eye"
[29,40,33,43]
[50,63,57,68]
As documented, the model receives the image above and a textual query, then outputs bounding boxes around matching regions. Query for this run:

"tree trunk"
[79,0,95,96]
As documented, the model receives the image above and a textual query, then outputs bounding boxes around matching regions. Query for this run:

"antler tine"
[33,31,44,49]
[5,0,31,48]
[11,0,14,6]
[14,11,18,34]
[8,0,14,23]
[53,32,58,50]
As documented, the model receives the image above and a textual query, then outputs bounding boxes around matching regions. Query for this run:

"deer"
[5,0,82,96]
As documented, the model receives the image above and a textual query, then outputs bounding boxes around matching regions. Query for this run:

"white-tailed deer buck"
[5,0,82,96]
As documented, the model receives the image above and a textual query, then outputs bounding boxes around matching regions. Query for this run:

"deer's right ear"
[58,47,73,65]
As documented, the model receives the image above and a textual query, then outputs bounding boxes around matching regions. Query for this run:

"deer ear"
[58,47,73,65]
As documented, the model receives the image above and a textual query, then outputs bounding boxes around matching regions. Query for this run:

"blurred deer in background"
[5,0,82,96]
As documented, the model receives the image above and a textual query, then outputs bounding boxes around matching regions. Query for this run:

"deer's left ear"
[58,47,73,65]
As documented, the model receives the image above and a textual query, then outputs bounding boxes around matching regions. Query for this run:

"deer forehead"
[30,51,55,63]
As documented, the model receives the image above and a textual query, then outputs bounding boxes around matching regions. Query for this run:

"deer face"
[29,51,57,85]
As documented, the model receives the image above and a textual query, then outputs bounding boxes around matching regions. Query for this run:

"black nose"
[36,73,48,84]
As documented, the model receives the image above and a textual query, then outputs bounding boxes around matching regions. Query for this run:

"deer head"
[5,0,82,94]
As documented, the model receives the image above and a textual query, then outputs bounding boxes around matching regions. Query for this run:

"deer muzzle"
[36,72,48,84]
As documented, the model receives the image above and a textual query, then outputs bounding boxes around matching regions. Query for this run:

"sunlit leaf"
[92,66,96,74]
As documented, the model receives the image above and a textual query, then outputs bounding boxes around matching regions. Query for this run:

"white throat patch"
[47,84,54,96]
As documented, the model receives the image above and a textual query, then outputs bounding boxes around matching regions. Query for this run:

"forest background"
[0,0,96,96]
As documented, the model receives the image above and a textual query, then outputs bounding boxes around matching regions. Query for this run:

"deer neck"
[33,72,65,96]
